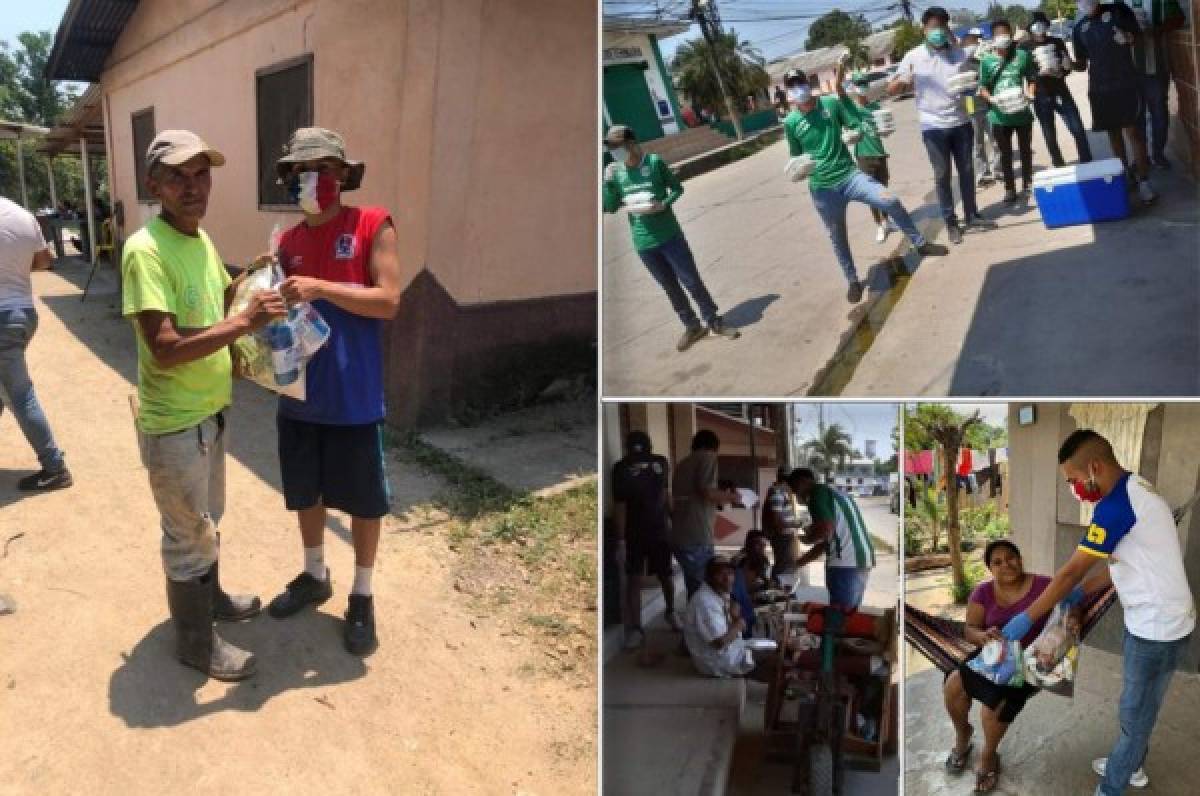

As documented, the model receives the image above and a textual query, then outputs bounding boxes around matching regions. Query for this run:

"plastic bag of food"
[967,639,1025,687]
[1022,602,1080,697]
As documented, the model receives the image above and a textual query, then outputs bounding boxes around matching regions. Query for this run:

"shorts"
[1088,87,1141,132]
[856,155,890,186]
[627,533,672,578]
[954,648,1039,723]
[277,414,390,518]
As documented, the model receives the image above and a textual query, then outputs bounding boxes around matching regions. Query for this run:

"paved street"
[604,71,1200,397]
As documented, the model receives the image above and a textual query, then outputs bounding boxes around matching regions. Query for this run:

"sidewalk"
[0,261,596,794]
[846,71,1200,396]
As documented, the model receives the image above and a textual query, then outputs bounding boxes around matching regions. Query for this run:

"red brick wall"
[1167,1,1200,176]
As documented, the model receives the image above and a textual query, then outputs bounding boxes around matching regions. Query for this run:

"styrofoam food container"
[784,155,816,182]
[947,71,979,94]
[841,128,862,145]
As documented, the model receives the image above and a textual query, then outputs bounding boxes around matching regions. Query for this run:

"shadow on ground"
[722,293,780,330]
[108,614,367,728]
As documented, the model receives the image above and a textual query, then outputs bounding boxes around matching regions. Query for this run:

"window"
[131,108,155,201]
[256,54,313,208]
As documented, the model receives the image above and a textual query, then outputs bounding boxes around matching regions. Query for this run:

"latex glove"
[1001,611,1033,641]
[1061,584,1086,607]
[613,540,627,568]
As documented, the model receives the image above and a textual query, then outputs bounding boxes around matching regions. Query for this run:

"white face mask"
[609,146,629,164]
[788,86,813,105]
[295,171,320,215]
[994,35,1012,49]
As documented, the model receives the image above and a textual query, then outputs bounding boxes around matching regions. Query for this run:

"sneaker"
[947,224,964,245]
[344,594,377,655]
[1137,178,1158,205]
[875,223,889,243]
[1003,190,1019,204]
[846,280,864,303]
[709,317,741,340]
[267,570,334,618]
[965,215,997,230]
[16,467,73,491]
[977,172,995,187]
[917,242,949,257]
[677,325,707,352]
[1092,757,1149,788]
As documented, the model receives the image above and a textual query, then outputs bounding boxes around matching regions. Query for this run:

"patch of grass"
[389,431,520,520]
[525,613,572,636]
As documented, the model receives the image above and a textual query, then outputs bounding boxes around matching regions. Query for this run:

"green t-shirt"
[979,49,1037,127]
[784,94,858,191]
[601,153,684,252]
[840,97,888,159]
[808,483,876,570]
[121,215,233,435]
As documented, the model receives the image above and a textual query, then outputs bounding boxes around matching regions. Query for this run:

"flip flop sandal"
[974,759,1001,793]
[945,741,973,772]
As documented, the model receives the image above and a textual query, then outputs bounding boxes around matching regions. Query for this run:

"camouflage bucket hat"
[275,127,365,191]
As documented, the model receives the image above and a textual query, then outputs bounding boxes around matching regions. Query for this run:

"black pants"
[994,123,1033,194]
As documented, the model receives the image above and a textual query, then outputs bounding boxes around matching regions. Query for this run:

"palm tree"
[672,30,769,118]
[800,422,856,481]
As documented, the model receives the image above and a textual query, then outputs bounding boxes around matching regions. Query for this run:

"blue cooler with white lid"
[1032,157,1130,228]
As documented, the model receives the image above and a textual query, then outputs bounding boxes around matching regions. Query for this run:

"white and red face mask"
[290,171,340,214]
[1071,476,1104,503]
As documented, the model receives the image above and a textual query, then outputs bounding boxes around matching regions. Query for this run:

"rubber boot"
[210,559,262,621]
[165,574,257,682]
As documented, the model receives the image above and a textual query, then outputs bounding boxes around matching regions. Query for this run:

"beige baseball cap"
[145,129,226,172]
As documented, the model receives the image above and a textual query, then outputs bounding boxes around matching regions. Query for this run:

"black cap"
[626,430,652,454]
[783,68,808,87]
[921,6,950,26]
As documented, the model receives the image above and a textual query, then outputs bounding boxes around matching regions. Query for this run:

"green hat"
[275,127,365,191]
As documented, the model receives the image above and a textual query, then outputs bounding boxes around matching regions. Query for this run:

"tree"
[801,422,857,481]
[907,405,983,602]
[806,10,871,52]
[1039,0,1078,21]
[842,36,871,72]
[672,30,769,118]
[890,21,925,61]
[986,2,1032,29]
[951,9,985,28]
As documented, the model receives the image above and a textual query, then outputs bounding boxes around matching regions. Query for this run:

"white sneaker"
[875,223,889,243]
[1092,757,1149,788]
[1137,178,1158,205]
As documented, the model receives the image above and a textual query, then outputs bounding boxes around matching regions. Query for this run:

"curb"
[673,125,786,182]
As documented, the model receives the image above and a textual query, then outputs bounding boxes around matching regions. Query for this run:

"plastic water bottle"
[265,319,299,386]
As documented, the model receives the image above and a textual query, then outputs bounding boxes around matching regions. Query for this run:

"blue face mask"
[609,146,629,164]
[926,28,949,48]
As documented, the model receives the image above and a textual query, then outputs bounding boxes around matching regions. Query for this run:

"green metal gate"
[603,62,664,142]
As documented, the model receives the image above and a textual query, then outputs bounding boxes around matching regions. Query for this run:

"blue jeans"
[1033,88,1093,167]
[1097,630,1191,796]
[809,171,926,284]
[1138,72,1170,160]
[672,543,714,599]
[637,235,719,329]
[921,122,978,224]
[826,566,870,611]
[0,307,65,473]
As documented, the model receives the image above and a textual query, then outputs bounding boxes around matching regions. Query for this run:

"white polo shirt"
[896,43,971,131]
[1080,473,1197,642]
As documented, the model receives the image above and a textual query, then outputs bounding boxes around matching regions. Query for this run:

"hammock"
[904,586,1118,674]
[905,490,1200,674]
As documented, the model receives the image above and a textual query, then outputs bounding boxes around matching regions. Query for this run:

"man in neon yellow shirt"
[122,130,286,681]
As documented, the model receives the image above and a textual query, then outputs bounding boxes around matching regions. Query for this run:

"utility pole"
[691,0,744,139]
[901,0,914,23]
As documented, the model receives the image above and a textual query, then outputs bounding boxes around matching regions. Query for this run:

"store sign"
[603,46,644,63]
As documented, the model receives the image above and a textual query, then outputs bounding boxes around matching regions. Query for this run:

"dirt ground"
[0,261,596,795]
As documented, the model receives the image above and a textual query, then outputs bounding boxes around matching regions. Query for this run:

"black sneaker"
[1153,155,1171,171]
[1003,190,1018,204]
[947,224,963,245]
[17,468,73,491]
[344,594,377,655]
[676,325,707,352]
[267,570,333,618]
[917,242,948,257]
[709,317,741,340]
[965,215,997,231]
[846,280,864,303]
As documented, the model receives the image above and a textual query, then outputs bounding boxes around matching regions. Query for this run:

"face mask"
[1071,476,1104,503]
[994,35,1012,49]
[788,86,813,105]
[1031,22,1048,36]
[926,28,949,48]
[609,146,629,164]
[289,171,340,215]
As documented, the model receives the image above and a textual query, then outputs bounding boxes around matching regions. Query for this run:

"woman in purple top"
[942,539,1082,793]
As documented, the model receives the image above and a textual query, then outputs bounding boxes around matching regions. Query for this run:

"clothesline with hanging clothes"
[904,489,1200,674]
[903,448,1008,476]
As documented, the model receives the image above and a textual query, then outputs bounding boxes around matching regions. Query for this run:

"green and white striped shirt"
[809,483,875,569]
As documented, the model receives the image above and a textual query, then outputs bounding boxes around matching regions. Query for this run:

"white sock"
[351,565,374,596]
[304,545,326,580]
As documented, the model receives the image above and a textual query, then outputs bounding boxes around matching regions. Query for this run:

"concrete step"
[643,126,736,165]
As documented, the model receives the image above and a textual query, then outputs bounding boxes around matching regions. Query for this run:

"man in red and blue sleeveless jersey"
[265,127,401,656]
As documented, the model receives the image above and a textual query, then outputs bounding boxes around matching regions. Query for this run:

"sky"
[604,1,1051,63]
[791,403,901,460]
[0,0,69,47]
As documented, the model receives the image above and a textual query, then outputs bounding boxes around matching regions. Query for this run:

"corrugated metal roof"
[767,28,899,81]
[45,0,140,82]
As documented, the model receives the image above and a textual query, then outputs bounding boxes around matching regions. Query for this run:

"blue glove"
[1061,585,1086,608]
[1001,611,1033,642]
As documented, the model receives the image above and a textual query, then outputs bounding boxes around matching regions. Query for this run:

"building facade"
[602,16,688,142]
